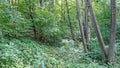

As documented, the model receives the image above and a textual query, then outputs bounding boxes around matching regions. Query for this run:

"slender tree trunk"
[76,0,88,53]
[108,0,116,64]
[86,0,107,60]
[65,0,75,40]
[84,0,90,51]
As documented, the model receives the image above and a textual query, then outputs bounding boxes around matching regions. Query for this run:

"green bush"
[0,1,30,38]
[33,9,62,45]
[0,39,44,68]
[0,38,120,68]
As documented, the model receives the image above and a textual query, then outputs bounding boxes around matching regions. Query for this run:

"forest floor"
[0,38,120,68]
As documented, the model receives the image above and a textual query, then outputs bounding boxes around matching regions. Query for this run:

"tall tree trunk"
[84,0,90,51]
[108,0,116,64]
[76,0,88,53]
[65,0,75,40]
[84,4,90,50]
[85,0,90,50]
[86,0,107,60]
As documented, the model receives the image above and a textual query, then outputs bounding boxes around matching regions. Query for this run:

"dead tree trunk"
[108,0,116,64]
[76,0,88,53]
[86,0,107,60]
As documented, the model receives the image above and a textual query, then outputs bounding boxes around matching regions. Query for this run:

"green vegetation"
[0,0,120,68]
[0,38,120,68]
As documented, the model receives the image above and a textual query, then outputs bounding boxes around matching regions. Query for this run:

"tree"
[86,0,107,60]
[76,0,88,53]
[108,0,116,64]
[84,0,90,51]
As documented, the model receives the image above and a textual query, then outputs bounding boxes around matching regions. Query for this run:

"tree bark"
[84,0,90,51]
[76,0,88,53]
[108,0,116,64]
[86,0,107,60]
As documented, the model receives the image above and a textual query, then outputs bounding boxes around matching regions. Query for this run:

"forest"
[0,0,120,68]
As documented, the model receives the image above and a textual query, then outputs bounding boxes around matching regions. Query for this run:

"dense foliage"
[0,38,120,68]
[0,0,120,68]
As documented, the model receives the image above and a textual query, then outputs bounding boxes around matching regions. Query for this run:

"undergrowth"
[0,38,120,68]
